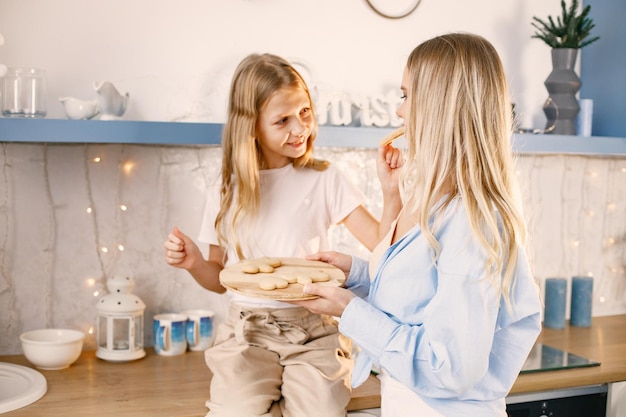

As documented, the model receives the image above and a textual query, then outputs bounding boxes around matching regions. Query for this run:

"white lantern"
[96,275,146,362]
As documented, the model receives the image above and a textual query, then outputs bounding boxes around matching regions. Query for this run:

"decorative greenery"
[532,0,600,48]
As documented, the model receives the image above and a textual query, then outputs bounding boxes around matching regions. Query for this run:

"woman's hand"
[293,251,356,316]
[290,284,356,317]
[377,143,403,195]
[306,251,353,278]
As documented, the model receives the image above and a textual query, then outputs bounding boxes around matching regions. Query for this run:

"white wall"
[1,0,561,129]
[3,1,624,356]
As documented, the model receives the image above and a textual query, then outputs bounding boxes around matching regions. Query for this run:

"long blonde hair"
[216,53,328,259]
[401,33,527,307]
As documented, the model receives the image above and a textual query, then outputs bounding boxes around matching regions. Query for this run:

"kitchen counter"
[1,314,625,416]
[0,349,380,416]
[511,314,626,394]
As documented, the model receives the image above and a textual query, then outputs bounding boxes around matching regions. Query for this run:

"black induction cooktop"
[520,343,601,374]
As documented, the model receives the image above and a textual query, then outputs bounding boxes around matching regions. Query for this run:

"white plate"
[0,362,47,414]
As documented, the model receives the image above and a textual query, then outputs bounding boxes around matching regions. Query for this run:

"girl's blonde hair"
[216,53,328,259]
[401,33,527,307]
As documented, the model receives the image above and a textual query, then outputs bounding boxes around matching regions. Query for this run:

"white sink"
[0,362,47,414]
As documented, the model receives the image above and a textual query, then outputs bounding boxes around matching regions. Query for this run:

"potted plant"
[531,0,600,135]
[531,0,599,49]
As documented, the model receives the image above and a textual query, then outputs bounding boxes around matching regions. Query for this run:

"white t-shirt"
[198,162,366,308]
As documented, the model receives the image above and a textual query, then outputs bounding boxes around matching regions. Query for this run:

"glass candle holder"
[1,67,47,118]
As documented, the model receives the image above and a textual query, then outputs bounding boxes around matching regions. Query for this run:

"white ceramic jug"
[93,81,129,120]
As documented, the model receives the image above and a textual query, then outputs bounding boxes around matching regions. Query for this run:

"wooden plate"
[219,257,345,301]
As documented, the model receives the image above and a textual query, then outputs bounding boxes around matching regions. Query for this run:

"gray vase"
[543,48,581,135]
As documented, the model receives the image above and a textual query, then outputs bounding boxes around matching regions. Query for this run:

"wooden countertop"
[2,314,625,416]
[0,349,380,416]
[511,314,626,394]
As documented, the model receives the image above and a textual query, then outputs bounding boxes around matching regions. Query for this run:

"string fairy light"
[86,276,101,297]
[122,160,135,175]
[594,159,619,304]
[83,144,131,293]
[79,144,136,349]
[1,142,626,355]
[513,153,626,317]
[579,157,590,275]
[84,145,107,294]
[113,145,130,267]
[560,155,571,276]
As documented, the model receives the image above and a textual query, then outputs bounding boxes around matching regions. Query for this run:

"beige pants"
[204,304,353,417]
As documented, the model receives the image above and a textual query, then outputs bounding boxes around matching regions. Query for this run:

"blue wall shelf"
[1,118,625,156]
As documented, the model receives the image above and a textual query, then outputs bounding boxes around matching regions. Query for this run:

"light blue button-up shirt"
[339,199,542,417]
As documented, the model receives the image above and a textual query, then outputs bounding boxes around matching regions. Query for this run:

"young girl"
[294,33,543,417]
[163,53,402,417]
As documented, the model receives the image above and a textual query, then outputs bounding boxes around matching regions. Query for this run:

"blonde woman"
[294,34,542,417]
[163,53,402,416]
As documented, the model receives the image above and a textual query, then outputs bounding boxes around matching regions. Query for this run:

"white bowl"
[20,329,84,370]
[58,97,99,120]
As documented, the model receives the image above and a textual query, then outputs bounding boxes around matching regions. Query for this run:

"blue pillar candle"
[570,276,593,327]
[544,278,567,329]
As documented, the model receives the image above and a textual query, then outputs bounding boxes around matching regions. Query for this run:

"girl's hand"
[290,284,355,317]
[163,227,202,270]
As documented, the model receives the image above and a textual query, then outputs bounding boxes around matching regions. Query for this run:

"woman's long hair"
[216,53,327,260]
[401,33,527,307]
